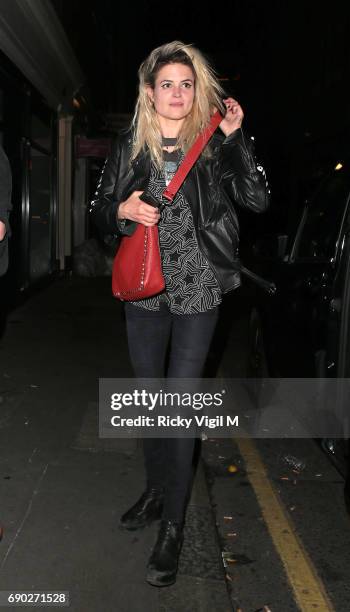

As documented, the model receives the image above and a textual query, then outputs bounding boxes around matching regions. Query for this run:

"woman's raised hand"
[219,98,244,137]
[117,191,160,227]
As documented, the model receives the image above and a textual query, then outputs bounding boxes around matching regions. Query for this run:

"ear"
[145,85,154,105]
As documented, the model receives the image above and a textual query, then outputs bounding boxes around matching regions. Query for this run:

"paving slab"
[0,277,231,612]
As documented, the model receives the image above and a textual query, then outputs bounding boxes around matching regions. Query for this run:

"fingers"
[139,202,160,220]
[135,197,160,226]
[123,190,161,226]
[223,97,238,106]
[223,98,241,114]
[141,219,159,227]
[134,192,160,217]
[138,209,160,226]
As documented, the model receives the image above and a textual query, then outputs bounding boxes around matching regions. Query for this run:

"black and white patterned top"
[130,149,222,315]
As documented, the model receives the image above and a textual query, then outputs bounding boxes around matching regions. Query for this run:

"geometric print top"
[129,149,222,315]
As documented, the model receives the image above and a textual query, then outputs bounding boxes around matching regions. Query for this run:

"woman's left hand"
[219,98,244,137]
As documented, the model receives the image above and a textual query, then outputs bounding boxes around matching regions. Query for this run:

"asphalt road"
[0,276,349,611]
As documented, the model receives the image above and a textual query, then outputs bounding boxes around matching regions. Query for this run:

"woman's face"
[147,62,195,123]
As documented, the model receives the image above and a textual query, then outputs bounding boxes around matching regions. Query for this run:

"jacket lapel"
[131,150,151,181]
[118,150,151,202]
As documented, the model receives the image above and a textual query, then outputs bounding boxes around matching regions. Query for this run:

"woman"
[90,40,270,587]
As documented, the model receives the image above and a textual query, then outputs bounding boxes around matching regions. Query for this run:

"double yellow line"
[235,438,334,612]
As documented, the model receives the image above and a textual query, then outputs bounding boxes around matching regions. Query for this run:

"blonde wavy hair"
[130,41,226,168]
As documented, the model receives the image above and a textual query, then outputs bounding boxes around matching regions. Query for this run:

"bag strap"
[162,110,222,202]
[161,111,277,296]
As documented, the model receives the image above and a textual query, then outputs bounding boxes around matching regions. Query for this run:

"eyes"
[160,81,193,90]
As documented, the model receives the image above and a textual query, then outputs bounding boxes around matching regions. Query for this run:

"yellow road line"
[235,437,334,612]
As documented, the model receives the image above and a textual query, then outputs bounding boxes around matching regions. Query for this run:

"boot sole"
[119,516,161,531]
[146,569,177,587]
[146,536,183,586]
[119,499,164,531]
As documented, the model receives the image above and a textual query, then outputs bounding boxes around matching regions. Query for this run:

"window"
[29,147,53,281]
[31,114,51,152]
[295,167,350,260]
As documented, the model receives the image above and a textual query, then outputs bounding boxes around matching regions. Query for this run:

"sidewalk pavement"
[0,276,232,612]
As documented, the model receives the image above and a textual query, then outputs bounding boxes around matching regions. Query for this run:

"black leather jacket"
[90,126,270,293]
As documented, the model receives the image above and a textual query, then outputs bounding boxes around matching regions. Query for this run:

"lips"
[170,103,184,107]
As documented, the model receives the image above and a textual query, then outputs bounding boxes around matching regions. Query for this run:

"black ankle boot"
[119,487,164,530]
[146,519,184,586]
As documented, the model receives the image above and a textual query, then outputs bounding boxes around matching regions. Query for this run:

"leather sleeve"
[217,127,271,213]
[89,136,132,236]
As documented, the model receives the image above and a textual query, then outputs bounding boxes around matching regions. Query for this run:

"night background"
[52,0,350,230]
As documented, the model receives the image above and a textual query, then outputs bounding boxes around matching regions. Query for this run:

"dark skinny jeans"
[124,301,219,523]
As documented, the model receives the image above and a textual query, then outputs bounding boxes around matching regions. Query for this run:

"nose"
[173,86,181,97]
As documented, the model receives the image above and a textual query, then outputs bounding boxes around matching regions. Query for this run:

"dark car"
[245,153,350,506]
